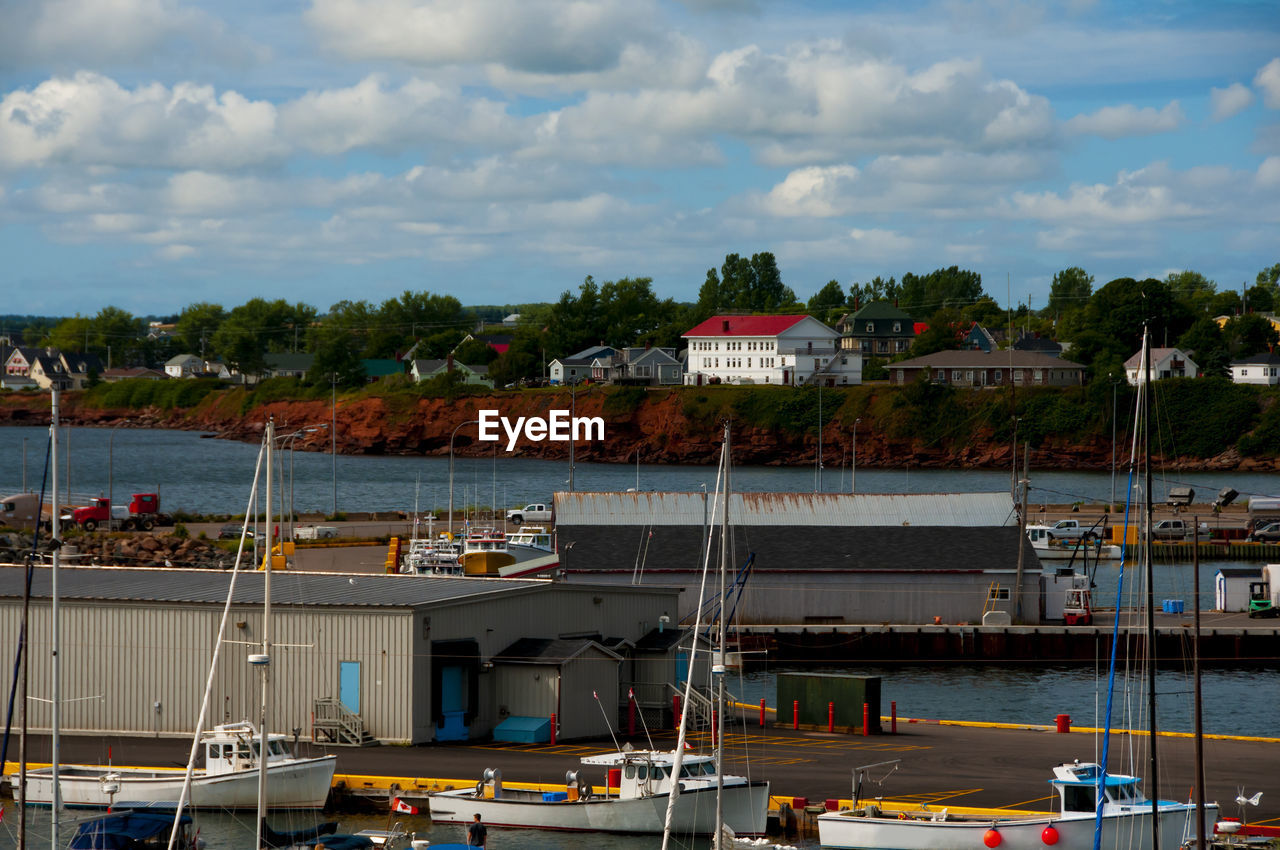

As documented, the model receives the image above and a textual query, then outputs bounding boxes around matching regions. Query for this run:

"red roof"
[683,315,809,338]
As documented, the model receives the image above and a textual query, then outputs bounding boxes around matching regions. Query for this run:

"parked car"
[295,525,339,540]
[1248,522,1280,543]
[218,523,255,540]
[1151,519,1209,540]
[506,503,552,524]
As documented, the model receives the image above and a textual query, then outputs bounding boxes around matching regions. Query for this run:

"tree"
[211,298,316,377]
[453,337,499,366]
[175,302,227,358]
[368,291,467,359]
[697,252,798,316]
[1257,262,1280,290]
[1224,313,1280,358]
[848,276,899,309]
[1244,284,1276,313]
[1081,277,1191,363]
[1046,267,1093,318]
[488,324,547,386]
[1176,317,1229,377]
[807,280,847,320]
[1165,270,1218,317]
[910,308,964,356]
[898,266,984,318]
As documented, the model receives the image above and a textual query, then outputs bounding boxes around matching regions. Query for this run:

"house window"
[965,370,974,383]
[1034,370,1044,384]
[988,587,1010,601]
[994,370,1002,382]
[866,322,874,333]
[636,365,651,377]
[1242,369,1249,376]
[952,370,962,382]
[936,369,945,381]
[747,358,751,368]
[893,322,901,332]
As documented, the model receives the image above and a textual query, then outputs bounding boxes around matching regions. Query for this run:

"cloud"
[1259,157,1280,187]
[1257,58,1280,109]
[760,165,860,217]
[306,0,657,75]
[0,73,284,171]
[1009,164,1204,224]
[1065,101,1184,139]
[1210,83,1254,122]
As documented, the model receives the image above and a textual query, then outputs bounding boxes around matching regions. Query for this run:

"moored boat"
[1027,525,1121,560]
[12,721,336,810]
[428,749,769,836]
[505,526,554,563]
[817,761,1211,850]
[458,528,516,575]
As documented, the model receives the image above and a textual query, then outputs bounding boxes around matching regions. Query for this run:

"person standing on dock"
[467,813,487,848]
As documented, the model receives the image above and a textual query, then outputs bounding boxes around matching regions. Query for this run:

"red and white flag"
[391,797,419,815]
[628,687,634,700]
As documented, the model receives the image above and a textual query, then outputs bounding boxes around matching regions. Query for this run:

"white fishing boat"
[1027,525,1121,560]
[14,722,336,810]
[457,527,516,575]
[505,526,554,562]
[427,748,769,836]
[817,760,1205,850]
[405,534,462,574]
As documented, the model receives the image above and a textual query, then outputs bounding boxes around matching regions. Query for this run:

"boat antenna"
[591,689,622,755]
[629,688,655,751]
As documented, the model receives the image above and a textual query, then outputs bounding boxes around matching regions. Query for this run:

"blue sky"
[1,0,1277,317]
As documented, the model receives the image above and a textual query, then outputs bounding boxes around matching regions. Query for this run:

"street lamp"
[449,419,480,538]
[851,418,861,494]
[277,426,325,540]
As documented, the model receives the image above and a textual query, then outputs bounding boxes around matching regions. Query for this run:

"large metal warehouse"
[554,491,1044,625]
[0,566,681,745]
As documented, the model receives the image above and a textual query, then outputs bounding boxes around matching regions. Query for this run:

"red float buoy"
[984,828,1002,847]
[1042,825,1060,845]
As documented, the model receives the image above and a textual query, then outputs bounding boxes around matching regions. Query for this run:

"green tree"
[1176,317,1229,377]
[175,302,227,358]
[1165,270,1218,317]
[1224,313,1280,358]
[1046,267,1094,318]
[848,276,899,308]
[808,280,847,320]
[453,337,499,366]
[910,308,964,356]
[698,252,798,315]
[898,267,984,318]
[1257,262,1280,290]
[1082,277,1191,364]
[211,299,317,377]
[1244,284,1276,313]
[369,291,467,359]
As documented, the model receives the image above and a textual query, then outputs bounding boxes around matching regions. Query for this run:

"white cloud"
[1256,58,1280,109]
[1065,101,1184,139]
[1210,83,1254,122]
[0,73,284,171]
[1259,157,1280,187]
[305,0,656,75]
[761,165,860,217]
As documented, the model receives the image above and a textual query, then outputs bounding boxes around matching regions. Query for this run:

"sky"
[1,0,1278,318]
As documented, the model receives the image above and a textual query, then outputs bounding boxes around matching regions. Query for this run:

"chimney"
[446,354,454,372]
[722,319,730,332]
[854,297,860,310]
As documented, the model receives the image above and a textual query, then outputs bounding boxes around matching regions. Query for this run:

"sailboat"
[817,328,1217,850]
[11,419,337,812]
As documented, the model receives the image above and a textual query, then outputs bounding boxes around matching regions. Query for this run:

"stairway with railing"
[313,697,378,747]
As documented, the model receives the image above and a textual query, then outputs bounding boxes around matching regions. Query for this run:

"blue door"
[340,661,360,714]
[437,665,469,741]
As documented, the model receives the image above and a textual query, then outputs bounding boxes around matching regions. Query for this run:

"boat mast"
[1192,517,1206,850]
[256,418,275,849]
[715,422,729,850]
[50,388,61,850]
[1142,325,1160,850]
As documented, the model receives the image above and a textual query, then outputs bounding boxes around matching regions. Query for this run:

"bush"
[85,378,224,410]
[602,386,648,416]
[1150,378,1258,458]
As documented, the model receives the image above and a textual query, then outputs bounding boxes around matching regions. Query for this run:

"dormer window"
[865,322,874,333]
[893,322,901,332]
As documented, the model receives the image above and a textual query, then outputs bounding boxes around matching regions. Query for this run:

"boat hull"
[12,755,337,810]
[429,780,770,835]
[818,803,1214,850]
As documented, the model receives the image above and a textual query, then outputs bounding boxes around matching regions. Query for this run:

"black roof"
[492,637,618,664]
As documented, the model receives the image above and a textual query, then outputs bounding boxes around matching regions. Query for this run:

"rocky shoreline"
[1,389,1275,472]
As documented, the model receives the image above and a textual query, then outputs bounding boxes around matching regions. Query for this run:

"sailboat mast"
[1142,326,1160,849]
[50,389,61,850]
[257,418,275,848]
[715,423,729,850]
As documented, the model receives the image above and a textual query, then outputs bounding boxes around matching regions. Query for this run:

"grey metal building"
[0,566,680,745]
[554,491,1043,626]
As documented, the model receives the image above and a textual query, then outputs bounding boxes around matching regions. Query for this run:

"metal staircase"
[313,698,379,747]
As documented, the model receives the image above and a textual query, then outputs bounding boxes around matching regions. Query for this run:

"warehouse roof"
[0,566,552,608]
[555,491,1018,527]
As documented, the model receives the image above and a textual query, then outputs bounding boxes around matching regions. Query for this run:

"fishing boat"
[405,534,462,574]
[13,722,336,810]
[1026,525,1121,560]
[427,747,769,835]
[505,526,555,562]
[457,527,516,575]
[67,810,199,850]
[819,328,1217,850]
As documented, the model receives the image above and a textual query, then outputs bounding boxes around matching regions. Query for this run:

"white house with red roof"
[681,314,862,386]
[1124,347,1199,384]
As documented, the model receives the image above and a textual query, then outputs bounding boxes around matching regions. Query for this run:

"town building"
[549,345,615,385]
[682,315,861,386]
[410,358,493,388]
[1124,347,1199,384]
[836,302,916,356]
[1229,351,1280,386]
[887,349,1085,387]
[589,347,683,386]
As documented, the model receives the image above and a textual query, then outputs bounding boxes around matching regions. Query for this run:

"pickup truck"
[506,503,552,524]
[1152,519,1209,540]
[294,525,339,540]
[1041,519,1101,541]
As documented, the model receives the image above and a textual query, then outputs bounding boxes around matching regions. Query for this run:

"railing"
[313,697,377,746]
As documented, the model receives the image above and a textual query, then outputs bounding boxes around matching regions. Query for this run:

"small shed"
[1216,567,1258,612]
[492,637,621,741]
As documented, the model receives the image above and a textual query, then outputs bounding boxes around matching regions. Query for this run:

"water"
[3,425,1278,517]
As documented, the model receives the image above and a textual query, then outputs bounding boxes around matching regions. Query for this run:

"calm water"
[3,425,1277,517]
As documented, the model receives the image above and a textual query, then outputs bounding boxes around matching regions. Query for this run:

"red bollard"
[1056,713,1071,733]
[550,713,557,746]
[793,699,799,730]
[759,698,767,727]
[628,699,636,736]
[863,702,870,736]
[891,701,898,734]
[828,701,834,733]
[712,709,719,747]
[673,694,682,730]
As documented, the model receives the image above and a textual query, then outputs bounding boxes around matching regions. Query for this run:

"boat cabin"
[507,526,553,550]
[1051,762,1150,815]
[580,750,722,800]
[202,722,297,776]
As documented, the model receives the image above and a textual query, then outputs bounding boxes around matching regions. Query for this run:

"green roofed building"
[836,301,915,357]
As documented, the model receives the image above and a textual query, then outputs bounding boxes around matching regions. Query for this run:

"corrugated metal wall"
[494,665,556,719]
[558,649,620,740]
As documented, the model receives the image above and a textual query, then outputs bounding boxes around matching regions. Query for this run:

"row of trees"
[6,257,1278,389]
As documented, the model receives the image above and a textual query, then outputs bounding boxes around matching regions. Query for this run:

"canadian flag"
[391,797,419,815]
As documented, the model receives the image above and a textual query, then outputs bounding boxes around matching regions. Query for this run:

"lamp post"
[449,419,480,538]
[851,418,861,494]
[331,373,338,517]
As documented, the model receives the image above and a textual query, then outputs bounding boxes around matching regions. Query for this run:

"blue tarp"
[494,715,551,743]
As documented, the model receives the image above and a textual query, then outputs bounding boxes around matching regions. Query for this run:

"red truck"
[68,493,171,532]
